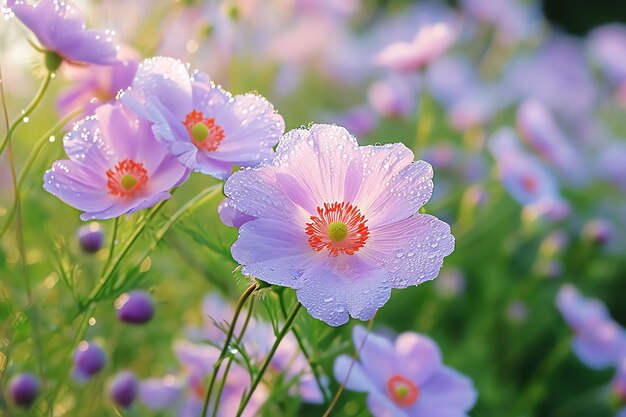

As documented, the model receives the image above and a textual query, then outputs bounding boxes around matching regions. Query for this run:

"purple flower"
[115,290,155,324]
[368,75,419,118]
[225,124,454,326]
[374,23,456,72]
[556,285,626,369]
[57,48,139,119]
[43,102,190,220]
[109,371,139,409]
[582,219,613,245]
[8,373,40,408]
[587,24,626,86]
[6,0,119,66]
[488,128,569,215]
[218,198,255,229]
[122,57,285,179]
[76,222,104,253]
[334,326,476,417]
[516,99,583,183]
[73,340,106,381]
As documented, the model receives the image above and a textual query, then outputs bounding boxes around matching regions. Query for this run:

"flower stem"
[279,291,330,404]
[414,76,432,155]
[212,295,256,417]
[236,302,302,417]
[0,71,53,156]
[322,317,375,417]
[202,282,258,417]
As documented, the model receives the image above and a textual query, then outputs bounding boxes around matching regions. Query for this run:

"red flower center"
[305,202,369,257]
[106,159,148,197]
[387,375,419,407]
[183,110,225,152]
[521,175,538,193]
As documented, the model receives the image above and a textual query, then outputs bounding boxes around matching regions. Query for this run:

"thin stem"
[202,283,258,417]
[102,217,120,275]
[212,296,256,417]
[236,302,302,417]
[414,75,432,155]
[322,317,375,417]
[0,71,52,156]
[0,109,82,239]
[278,291,329,404]
[0,58,48,408]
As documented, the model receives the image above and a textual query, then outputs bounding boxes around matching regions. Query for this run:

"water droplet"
[323,297,334,303]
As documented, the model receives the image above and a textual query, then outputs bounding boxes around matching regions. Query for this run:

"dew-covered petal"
[231,218,318,287]
[43,160,112,212]
[410,367,477,415]
[295,264,391,326]
[394,332,442,384]
[333,354,377,392]
[365,214,455,288]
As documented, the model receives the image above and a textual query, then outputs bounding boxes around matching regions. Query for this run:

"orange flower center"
[305,202,369,257]
[387,375,419,407]
[521,175,538,193]
[183,110,225,152]
[106,159,148,197]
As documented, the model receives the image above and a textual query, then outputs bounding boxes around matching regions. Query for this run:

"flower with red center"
[334,326,477,417]
[122,57,284,179]
[43,102,189,220]
[225,124,454,326]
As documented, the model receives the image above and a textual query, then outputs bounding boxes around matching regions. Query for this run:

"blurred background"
[1,0,626,416]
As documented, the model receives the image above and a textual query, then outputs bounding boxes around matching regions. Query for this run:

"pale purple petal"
[367,390,409,417]
[411,367,477,414]
[394,332,442,384]
[139,377,183,410]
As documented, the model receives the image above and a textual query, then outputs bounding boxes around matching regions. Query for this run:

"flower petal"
[394,332,442,384]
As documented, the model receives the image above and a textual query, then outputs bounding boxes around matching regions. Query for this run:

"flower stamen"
[305,202,369,256]
[387,375,419,407]
[183,110,225,152]
[106,159,148,197]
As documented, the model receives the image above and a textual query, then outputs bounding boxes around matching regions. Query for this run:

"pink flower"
[225,124,454,326]
[374,23,455,72]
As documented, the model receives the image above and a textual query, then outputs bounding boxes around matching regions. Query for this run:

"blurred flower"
[461,0,540,44]
[598,141,626,192]
[139,341,267,417]
[516,99,584,183]
[582,218,613,245]
[434,268,466,298]
[374,22,456,72]
[43,103,189,220]
[556,285,626,370]
[334,325,477,416]
[8,373,40,408]
[76,222,104,253]
[587,24,626,86]
[329,105,379,138]
[109,371,139,409]
[506,301,528,323]
[57,48,139,119]
[226,124,454,326]
[73,341,106,381]
[6,0,119,68]
[115,290,155,324]
[123,57,284,179]
[218,198,255,229]
[368,75,419,118]
[489,128,569,218]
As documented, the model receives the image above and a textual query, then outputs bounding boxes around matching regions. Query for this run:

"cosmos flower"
[225,124,454,326]
[334,325,477,417]
[488,128,569,218]
[43,102,190,220]
[367,75,419,119]
[190,293,325,404]
[6,0,119,67]
[122,57,285,179]
[139,341,267,417]
[516,99,583,183]
[374,23,455,72]
[556,285,626,369]
[57,48,139,119]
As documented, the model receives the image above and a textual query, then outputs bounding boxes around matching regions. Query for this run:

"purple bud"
[73,341,106,380]
[8,373,40,408]
[109,371,139,409]
[115,291,155,324]
[77,223,104,253]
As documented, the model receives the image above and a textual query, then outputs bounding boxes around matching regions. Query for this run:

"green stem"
[202,283,258,417]
[278,291,330,404]
[0,72,52,156]
[0,109,82,239]
[212,296,256,417]
[236,303,302,417]
[414,77,432,155]
[102,217,120,275]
